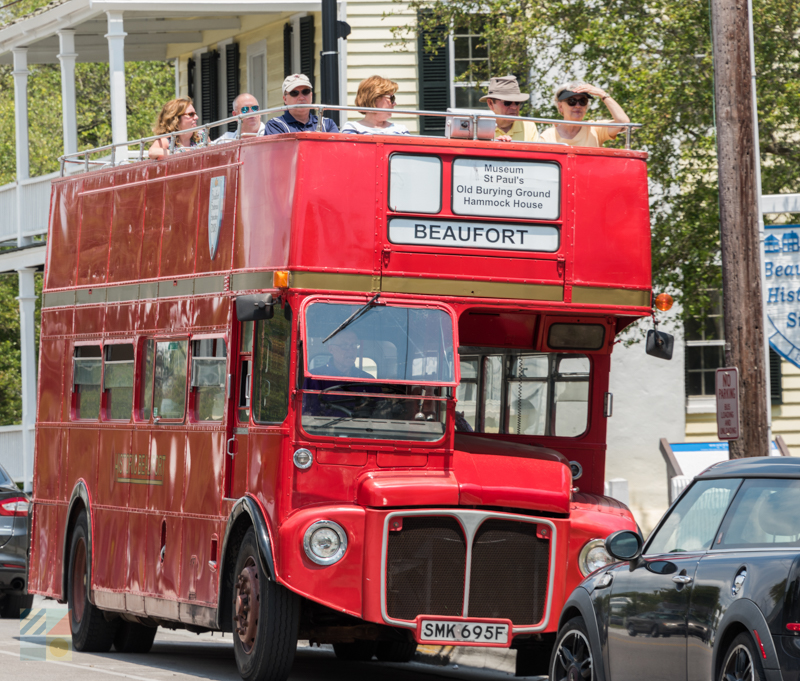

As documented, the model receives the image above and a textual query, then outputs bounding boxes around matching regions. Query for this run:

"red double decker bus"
[28,111,652,680]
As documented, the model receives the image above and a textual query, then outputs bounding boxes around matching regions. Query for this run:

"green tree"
[396,0,800,319]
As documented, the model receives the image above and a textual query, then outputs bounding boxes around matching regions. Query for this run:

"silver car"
[0,463,32,618]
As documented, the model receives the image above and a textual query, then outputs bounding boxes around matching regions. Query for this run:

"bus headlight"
[578,538,614,577]
[303,520,347,566]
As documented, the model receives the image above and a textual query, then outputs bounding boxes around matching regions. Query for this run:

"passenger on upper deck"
[480,76,540,143]
[263,74,339,135]
[341,76,410,135]
[213,93,265,142]
[540,82,630,147]
[148,97,201,159]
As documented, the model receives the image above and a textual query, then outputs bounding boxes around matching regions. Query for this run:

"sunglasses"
[182,110,198,117]
[240,105,259,114]
[287,88,312,97]
[380,94,397,104]
[566,97,590,106]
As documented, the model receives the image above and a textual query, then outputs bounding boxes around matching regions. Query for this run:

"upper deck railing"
[58,104,644,177]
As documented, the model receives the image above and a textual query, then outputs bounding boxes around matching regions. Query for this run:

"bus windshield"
[301,302,456,442]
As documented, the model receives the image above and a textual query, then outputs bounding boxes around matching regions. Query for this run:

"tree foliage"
[394,0,800,319]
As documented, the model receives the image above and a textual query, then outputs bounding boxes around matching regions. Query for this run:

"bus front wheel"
[232,527,300,681]
[67,514,118,651]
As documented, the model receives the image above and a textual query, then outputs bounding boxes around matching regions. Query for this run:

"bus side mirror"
[236,294,275,322]
[646,329,674,360]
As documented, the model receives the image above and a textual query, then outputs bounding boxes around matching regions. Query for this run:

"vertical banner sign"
[715,367,740,441]
[762,224,800,366]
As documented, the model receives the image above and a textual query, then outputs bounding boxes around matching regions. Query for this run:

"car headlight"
[578,538,614,577]
[303,520,348,566]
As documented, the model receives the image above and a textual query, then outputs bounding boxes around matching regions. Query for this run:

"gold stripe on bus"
[43,291,75,307]
[231,272,273,291]
[194,275,226,295]
[290,271,379,293]
[106,284,140,303]
[382,276,564,301]
[75,288,106,304]
[116,478,164,485]
[139,282,158,300]
[571,286,651,307]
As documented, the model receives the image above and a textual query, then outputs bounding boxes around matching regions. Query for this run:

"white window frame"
[449,20,490,109]
[246,39,267,108]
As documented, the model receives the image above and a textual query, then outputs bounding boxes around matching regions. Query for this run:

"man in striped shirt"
[263,74,339,135]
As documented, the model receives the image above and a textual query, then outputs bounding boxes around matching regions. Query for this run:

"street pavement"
[0,597,545,681]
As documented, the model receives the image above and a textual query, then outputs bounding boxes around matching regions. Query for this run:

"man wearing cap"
[263,74,339,135]
[480,75,539,143]
[540,82,629,147]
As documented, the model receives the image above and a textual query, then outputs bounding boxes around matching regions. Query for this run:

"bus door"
[382,152,565,298]
[227,320,253,499]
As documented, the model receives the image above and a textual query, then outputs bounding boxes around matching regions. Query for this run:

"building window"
[451,18,489,108]
[685,289,782,405]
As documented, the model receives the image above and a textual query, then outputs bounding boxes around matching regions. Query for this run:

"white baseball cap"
[282,74,313,95]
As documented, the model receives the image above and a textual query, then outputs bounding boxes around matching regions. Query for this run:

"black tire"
[650,624,659,638]
[333,640,377,661]
[719,632,767,681]
[550,616,594,681]
[232,527,300,681]
[627,623,637,637]
[0,593,33,619]
[375,639,417,662]
[114,620,158,653]
[68,515,118,652]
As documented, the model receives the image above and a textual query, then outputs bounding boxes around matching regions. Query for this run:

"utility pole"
[710,0,769,458]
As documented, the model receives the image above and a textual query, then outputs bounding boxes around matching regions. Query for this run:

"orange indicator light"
[273,270,290,289]
[654,293,674,311]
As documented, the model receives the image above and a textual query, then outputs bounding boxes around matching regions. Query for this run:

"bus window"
[140,339,155,420]
[191,339,227,422]
[152,340,188,421]
[253,305,292,424]
[238,321,253,423]
[103,344,134,420]
[72,345,102,420]
[388,154,442,214]
[459,351,590,437]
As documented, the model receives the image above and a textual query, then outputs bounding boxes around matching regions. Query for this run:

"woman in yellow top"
[480,75,540,143]
[540,82,630,147]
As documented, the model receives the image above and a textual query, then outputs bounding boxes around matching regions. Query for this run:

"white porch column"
[58,30,78,157]
[12,48,30,247]
[17,268,36,493]
[105,11,128,162]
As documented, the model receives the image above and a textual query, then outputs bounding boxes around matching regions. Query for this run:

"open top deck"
[45,131,652,324]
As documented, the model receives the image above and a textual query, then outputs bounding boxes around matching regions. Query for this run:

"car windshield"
[0,464,13,487]
[646,478,741,555]
[302,302,455,442]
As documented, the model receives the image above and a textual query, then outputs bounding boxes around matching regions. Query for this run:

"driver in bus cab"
[303,329,376,416]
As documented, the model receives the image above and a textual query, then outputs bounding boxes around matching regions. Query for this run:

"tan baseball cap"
[282,74,313,95]
[479,75,530,103]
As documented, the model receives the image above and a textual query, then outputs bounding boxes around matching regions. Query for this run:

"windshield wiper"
[323,293,380,344]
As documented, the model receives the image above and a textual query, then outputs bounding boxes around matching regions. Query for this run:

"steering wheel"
[318,384,371,417]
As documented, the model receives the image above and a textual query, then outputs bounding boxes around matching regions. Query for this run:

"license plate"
[418,619,509,644]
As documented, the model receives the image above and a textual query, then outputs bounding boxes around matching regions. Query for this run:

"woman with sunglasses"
[148,97,202,159]
[341,76,410,136]
[540,82,630,147]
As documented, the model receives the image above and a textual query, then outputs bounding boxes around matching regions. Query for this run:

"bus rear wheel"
[67,515,118,652]
[232,527,300,681]
[114,620,158,653]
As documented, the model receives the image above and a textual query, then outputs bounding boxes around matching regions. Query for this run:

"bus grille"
[468,519,549,623]
[386,516,466,620]
[385,515,550,625]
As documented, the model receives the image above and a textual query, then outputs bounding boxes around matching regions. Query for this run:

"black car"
[0,463,33,618]
[551,457,800,681]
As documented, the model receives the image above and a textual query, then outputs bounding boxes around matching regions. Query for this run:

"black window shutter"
[201,50,220,138]
[284,23,293,77]
[417,13,450,136]
[226,42,240,132]
[299,15,315,90]
[187,57,195,99]
[770,348,783,405]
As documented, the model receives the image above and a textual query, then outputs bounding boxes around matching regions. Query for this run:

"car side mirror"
[646,329,674,360]
[605,530,644,564]
[236,294,275,322]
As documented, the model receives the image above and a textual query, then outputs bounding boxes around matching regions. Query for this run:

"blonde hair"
[153,97,200,145]
[553,82,591,107]
[354,76,399,109]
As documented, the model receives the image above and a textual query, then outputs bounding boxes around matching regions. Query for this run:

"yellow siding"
[685,358,800,454]
[345,0,419,132]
